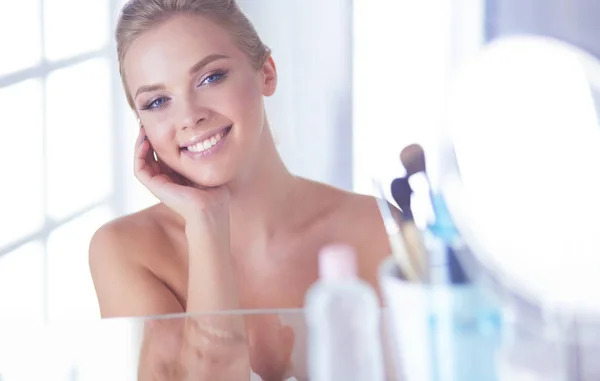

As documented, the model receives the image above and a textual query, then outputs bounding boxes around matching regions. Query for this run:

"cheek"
[143,118,176,154]
[218,76,264,128]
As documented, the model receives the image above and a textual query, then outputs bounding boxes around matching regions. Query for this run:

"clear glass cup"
[380,256,600,381]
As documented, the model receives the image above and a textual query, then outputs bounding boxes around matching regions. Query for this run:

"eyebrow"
[189,53,229,75]
[134,54,230,99]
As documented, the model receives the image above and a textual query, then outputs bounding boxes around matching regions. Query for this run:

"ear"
[261,55,277,97]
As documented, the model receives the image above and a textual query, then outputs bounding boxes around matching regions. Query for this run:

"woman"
[90,0,392,379]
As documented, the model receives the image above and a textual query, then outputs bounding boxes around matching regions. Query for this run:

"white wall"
[240,0,354,189]
[352,0,485,197]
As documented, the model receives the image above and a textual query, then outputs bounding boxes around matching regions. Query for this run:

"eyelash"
[140,69,230,111]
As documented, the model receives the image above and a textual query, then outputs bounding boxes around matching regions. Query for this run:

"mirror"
[438,35,600,315]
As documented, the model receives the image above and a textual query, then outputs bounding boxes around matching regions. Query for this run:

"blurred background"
[1,0,595,323]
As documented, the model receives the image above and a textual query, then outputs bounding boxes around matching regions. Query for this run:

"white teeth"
[187,143,204,152]
[185,131,226,152]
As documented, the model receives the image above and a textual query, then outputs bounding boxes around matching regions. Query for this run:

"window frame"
[0,0,128,321]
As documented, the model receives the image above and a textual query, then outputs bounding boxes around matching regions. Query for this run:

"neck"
[226,126,298,242]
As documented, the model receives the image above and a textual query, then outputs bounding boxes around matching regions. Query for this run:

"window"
[0,0,118,322]
[352,0,484,225]
[352,0,461,195]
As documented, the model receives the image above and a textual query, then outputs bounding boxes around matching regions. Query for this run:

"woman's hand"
[246,314,296,381]
[134,128,230,229]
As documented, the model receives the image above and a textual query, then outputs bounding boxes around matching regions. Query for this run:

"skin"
[90,13,393,381]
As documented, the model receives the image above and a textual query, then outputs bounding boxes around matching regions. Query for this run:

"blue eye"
[199,70,228,87]
[142,97,168,110]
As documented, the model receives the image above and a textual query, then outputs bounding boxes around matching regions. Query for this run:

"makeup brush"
[372,179,421,282]
[390,177,413,221]
[398,143,468,284]
[392,144,431,279]
[400,143,427,178]
[390,174,428,282]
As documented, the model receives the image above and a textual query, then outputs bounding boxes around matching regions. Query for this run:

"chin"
[187,175,231,189]
[184,168,236,189]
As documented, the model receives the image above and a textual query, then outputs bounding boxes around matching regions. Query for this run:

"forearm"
[175,220,250,379]
[184,219,246,338]
[185,221,241,313]
[138,226,288,380]
[138,318,251,381]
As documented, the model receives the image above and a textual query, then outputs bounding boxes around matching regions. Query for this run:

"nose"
[177,97,210,131]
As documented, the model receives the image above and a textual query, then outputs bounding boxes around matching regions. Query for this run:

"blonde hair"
[116,0,271,108]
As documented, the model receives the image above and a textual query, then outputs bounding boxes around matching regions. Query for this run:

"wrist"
[185,219,230,252]
[184,215,206,232]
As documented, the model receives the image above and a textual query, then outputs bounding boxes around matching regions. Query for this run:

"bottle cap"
[319,244,358,281]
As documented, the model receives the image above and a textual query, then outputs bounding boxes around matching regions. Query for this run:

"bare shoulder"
[298,179,389,244]
[298,180,391,288]
[89,204,171,266]
[333,191,391,252]
[335,191,392,292]
[89,204,184,317]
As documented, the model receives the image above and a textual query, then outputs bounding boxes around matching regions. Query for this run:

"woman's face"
[123,14,276,187]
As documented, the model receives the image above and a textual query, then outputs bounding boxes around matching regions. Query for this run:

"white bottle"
[305,244,385,381]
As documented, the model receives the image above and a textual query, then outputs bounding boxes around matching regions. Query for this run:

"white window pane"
[43,0,110,61]
[46,58,113,220]
[0,241,45,320]
[0,80,44,247]
[0,324,78,381]
[47,205,115,321]
[0,1,41,75]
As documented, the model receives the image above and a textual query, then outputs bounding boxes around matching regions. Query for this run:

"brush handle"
[389,231,421,282]
[401,222,429,282]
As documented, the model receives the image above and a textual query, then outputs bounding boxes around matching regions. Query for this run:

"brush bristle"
[400,143,426,176]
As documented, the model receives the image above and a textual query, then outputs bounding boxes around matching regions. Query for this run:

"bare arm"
[89,223,183,317]
[91,127,253,380]
[89,221,251,380]
[180,218,250,378]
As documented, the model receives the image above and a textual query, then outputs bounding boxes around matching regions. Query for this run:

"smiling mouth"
[180,126,232,153]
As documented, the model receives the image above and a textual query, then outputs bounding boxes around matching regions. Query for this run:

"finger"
[147,178,192,209]
[146,173,175,194]
[134,128,187,201]
[145,142,161,174]
[134,127,148,168]
[134,140,154,186]
[135,129,161,178]
[136,128,159,172]
[134,133,157,186]
[157,158,191,186]
[135,127,146,147]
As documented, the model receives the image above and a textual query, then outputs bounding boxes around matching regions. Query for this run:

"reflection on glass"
[0,0,41,75]
[136,312,305,380]
[43,0,110,61]
[0,311,308,381]
[0,79,44,248]
[0,242,45,320]
[46,58,113,220]
[47,206,115,321]
[2,308,600,380]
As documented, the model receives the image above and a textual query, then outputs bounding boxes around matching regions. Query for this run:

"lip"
[180,125,231,160]
[180,125,232,148]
